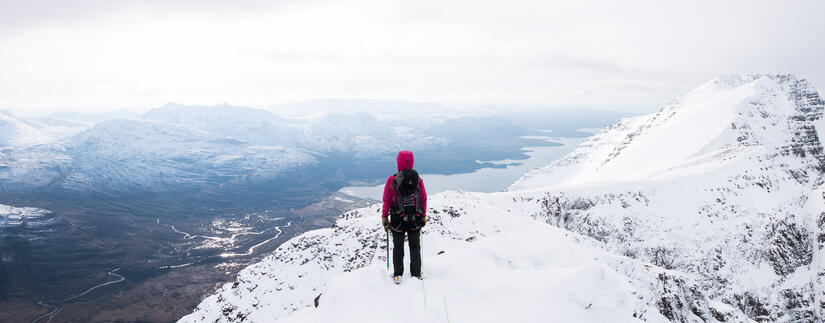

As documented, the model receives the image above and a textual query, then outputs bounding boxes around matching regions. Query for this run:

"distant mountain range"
[0,103,452,193]
[1,101,620,194]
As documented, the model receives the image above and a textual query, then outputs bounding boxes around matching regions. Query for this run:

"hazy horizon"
[2,98,648,119]
[2,0,824,116]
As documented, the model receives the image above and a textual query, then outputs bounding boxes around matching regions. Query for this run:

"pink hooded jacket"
[381,151,427,219]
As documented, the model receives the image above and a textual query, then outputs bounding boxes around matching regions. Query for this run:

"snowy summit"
[180,74,825,323]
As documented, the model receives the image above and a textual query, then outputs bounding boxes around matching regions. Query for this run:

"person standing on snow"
[382,150,427,284]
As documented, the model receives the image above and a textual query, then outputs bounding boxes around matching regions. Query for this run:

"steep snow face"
[510,74,823,189]
[808,184,825,320]
[182,73,825,323]
[507,74,825,321]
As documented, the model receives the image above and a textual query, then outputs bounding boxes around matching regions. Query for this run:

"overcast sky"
[1,0,823,116]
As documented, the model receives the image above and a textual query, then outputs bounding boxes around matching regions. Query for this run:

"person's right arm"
[381,175,394,218]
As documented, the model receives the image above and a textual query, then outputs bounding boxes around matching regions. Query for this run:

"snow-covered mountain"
[270,99,452,119]
[505,74,825,321]
[143,103,303,147]
[0,110,55,147]
[180,73,825,322]
[0,109,102,148]
[510,74,825,188]
[62,119,315,192]
[298,111,445,154]
[0,115,316,193]
[144,102,444,154]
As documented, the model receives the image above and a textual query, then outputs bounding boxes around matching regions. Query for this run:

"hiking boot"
[394,276,401,284]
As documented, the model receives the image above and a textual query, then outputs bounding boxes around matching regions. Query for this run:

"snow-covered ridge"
[180,73,825,322]
[181,191,727,323]
[517,73,825,321]
[511,73,823,189]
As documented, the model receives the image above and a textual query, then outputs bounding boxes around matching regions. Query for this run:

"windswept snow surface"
[181,73,825,323]
[180,192,681,323]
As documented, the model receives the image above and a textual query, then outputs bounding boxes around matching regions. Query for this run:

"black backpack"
[391,169,423,229]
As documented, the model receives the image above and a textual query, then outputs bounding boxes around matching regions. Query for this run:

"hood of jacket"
[396,151,414,172]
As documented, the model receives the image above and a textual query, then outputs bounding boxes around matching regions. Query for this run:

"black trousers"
[391,229,421,277]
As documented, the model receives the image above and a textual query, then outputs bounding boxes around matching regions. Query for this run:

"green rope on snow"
[443,297,450,323]
[422,278,427,308]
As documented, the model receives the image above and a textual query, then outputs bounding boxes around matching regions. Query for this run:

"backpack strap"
[391,171,424,231]
[391,171,423,217]
[390,173,405,217]
[414,178,423,216]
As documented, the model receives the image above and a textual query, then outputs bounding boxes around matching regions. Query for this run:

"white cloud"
[0,0,823,116]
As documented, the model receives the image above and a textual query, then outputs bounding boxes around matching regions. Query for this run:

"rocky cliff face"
[181,74,825,322]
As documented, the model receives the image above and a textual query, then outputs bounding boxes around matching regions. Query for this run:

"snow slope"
[511,73,825,321]
[0,110,54,147]
[181,73,825,323]
[511,74,821,189]
[181,192,714,323]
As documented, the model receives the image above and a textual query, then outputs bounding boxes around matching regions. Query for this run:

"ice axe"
[386,228,390,271]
